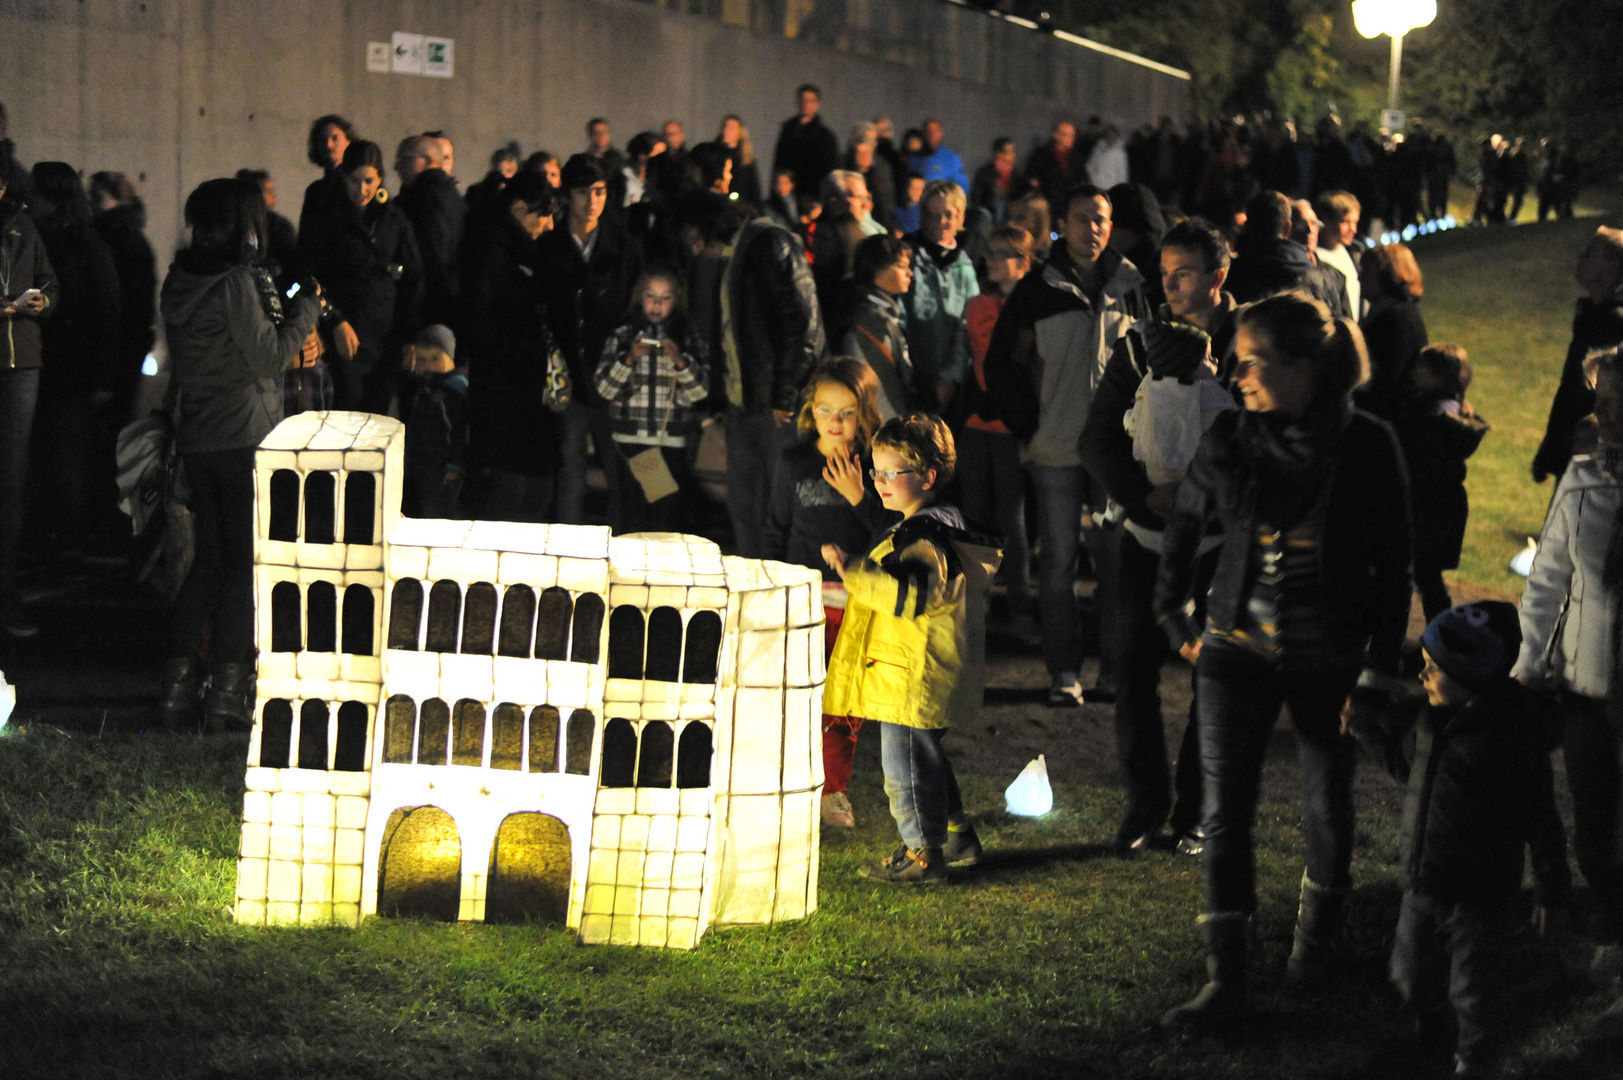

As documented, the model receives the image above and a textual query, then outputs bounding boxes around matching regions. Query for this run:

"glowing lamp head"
[1005,754,1054,817]
[1352,0,1436,38]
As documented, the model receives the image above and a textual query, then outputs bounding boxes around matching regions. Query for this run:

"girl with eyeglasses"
[762,358,889,827]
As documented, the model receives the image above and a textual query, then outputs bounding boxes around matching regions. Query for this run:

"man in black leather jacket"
[714,207,825,557]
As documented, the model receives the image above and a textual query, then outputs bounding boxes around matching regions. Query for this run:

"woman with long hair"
[1155,290,1412,1027]
[297,139,422,411]
[158,178,322,728]
[717,114,761,207]
[1357,241,1428,420]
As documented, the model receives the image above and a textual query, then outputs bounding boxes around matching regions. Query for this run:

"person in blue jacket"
[909,119,970,195]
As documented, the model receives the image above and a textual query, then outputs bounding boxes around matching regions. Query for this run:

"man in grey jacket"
[982,183,1149,707]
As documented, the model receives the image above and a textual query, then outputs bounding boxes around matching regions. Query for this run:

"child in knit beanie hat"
[1344,600,1571,1079]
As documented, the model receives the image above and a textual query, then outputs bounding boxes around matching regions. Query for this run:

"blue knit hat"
[1420,601,1522,691]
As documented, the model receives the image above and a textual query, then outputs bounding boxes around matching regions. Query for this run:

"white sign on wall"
[423,37,455,79]
[366,42,390,73]
[391,31,425,75]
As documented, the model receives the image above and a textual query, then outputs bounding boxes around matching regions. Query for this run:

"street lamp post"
[1352,0,1437,129]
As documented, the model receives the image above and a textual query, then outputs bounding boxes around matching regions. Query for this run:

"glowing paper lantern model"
[232,412,825,948]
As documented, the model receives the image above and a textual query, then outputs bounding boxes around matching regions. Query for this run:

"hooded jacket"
[160,255,320,453]
[1514,447,1623,699]
[1396,392,1488,568]
[903,233,979,389]
[844,284,914,420]
[0,200,58,370]
[979,241,1149,463]
[1352,681,1571,908]
[822,506,1002,729]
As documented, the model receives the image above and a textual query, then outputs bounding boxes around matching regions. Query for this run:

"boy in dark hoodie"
[1343,601,1570,1079]
[1396,344,1489,621]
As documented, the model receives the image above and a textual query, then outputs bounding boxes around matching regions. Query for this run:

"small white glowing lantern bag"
[1005,754,1053,816]
[0,670,14,734]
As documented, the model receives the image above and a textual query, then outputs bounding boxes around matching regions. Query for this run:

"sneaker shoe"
[821,791,856,828]
[860,843,949,885]
[1047,674,1083,708]
[944,823,984,867]
[1175,830,1206,857]
[1,604,39,639]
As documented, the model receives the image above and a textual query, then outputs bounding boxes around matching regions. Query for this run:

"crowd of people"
[1,87,1620,1077]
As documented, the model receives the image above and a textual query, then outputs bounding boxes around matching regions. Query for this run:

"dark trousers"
[958,426,1031,616]
[0,368,40,603]
[482,471,555,523]
[1114,530,1213,835]
[725,407,797,559]
[558,400,620,526]
[171,447,257,664]
[609,442,692,535]
[1390,891,1502,1070]
[1196,648,1359,913]
[1414,557,1453,624]
[1562,690,1623,933]
[33,393,95,546]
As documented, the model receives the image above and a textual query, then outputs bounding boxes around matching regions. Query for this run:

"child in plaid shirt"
[594,267,710,533]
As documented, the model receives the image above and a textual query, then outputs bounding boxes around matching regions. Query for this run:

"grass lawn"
[1416,188,1623,597]
[5,204,1623,1080]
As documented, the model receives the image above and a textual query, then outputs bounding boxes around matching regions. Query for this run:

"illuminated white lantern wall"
[232,412,825,949]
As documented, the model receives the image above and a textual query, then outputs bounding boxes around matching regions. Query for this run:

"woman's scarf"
[1238,391,1353,475]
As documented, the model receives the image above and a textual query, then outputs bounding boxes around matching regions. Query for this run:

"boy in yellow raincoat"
[822,414,1002,883]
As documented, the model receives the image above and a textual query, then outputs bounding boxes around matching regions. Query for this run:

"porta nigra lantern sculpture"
[232,412,825,949]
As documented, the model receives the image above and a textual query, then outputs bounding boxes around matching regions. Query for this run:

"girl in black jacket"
[298,140,422,412]
[1156,290,1413,1029]
[158,178,320,729]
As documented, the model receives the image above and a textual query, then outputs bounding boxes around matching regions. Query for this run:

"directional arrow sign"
[391,31,424,75]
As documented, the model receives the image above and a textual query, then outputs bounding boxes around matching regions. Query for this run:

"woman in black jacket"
[1155,291,1413,1029]
[1357,242,1428,420]
[297,140,422,412]
[459,171,565,522]
[158,178,321,729]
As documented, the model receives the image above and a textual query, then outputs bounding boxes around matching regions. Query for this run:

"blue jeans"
[878,722,965,849]
[1028,463,1120,682]
[0,368,40,602]
[1195,646,1358,914]
[1390,892,1502,1070]
[557,400,619,526]
[725,407,797,559]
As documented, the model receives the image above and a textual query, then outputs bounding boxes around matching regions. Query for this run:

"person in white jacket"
[1515,344,1623,944]
[1086,127,1130,192]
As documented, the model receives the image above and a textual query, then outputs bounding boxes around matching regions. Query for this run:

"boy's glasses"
[813,406,859,421]
[869,468,916,482]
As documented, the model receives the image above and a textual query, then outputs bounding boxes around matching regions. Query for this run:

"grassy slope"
[8,211,1623,1079]
[1412,204,1623,597]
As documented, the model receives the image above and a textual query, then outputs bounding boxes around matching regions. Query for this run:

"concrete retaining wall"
[1,0,1187,264]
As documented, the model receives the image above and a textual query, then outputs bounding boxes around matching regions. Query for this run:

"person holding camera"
[594,266,709,534]
[297,139,423,412]
[158,178,321,729]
